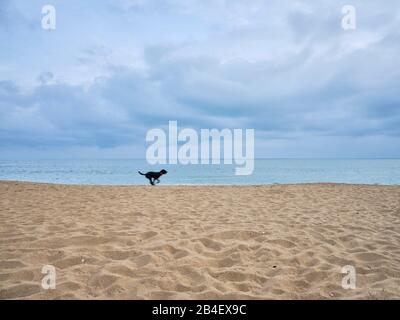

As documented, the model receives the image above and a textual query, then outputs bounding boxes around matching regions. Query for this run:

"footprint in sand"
[102,250,130,260]
[89,274,119,290]
[0,260,26,269]
[140,231,158,240]
[54,257,87,269]
[356,252,386,262]
[134,254,154,267]
[0,284,40,299]
[196,238,223,251]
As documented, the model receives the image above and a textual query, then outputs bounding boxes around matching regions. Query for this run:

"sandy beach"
[1,181,400,299]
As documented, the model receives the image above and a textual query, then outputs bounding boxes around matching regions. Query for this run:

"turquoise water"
[0,159,400,185]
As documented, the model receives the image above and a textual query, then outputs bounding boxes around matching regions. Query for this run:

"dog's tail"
[138,171,145,175]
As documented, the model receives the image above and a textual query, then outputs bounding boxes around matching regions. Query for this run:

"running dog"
[138,169,168,185]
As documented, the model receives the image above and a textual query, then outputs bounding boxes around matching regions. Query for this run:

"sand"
[1,181,400,300]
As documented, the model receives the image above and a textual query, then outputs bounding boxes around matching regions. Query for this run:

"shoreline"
[1,180,399,187]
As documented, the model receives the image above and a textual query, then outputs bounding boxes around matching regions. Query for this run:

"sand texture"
[1,181,400,299]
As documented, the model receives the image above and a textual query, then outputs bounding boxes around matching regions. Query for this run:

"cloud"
[1,0,400,157]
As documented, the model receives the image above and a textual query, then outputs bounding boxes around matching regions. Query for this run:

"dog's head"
[160,169,168,175]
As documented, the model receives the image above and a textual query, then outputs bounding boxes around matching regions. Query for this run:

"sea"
[1,159,400,185]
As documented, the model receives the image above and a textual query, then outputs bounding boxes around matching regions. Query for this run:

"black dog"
[138,169,167,185]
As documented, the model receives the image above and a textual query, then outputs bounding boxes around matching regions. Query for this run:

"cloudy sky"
[1,0,400,159]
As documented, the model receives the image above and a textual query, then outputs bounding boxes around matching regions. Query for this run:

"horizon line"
[1,157,400,161]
